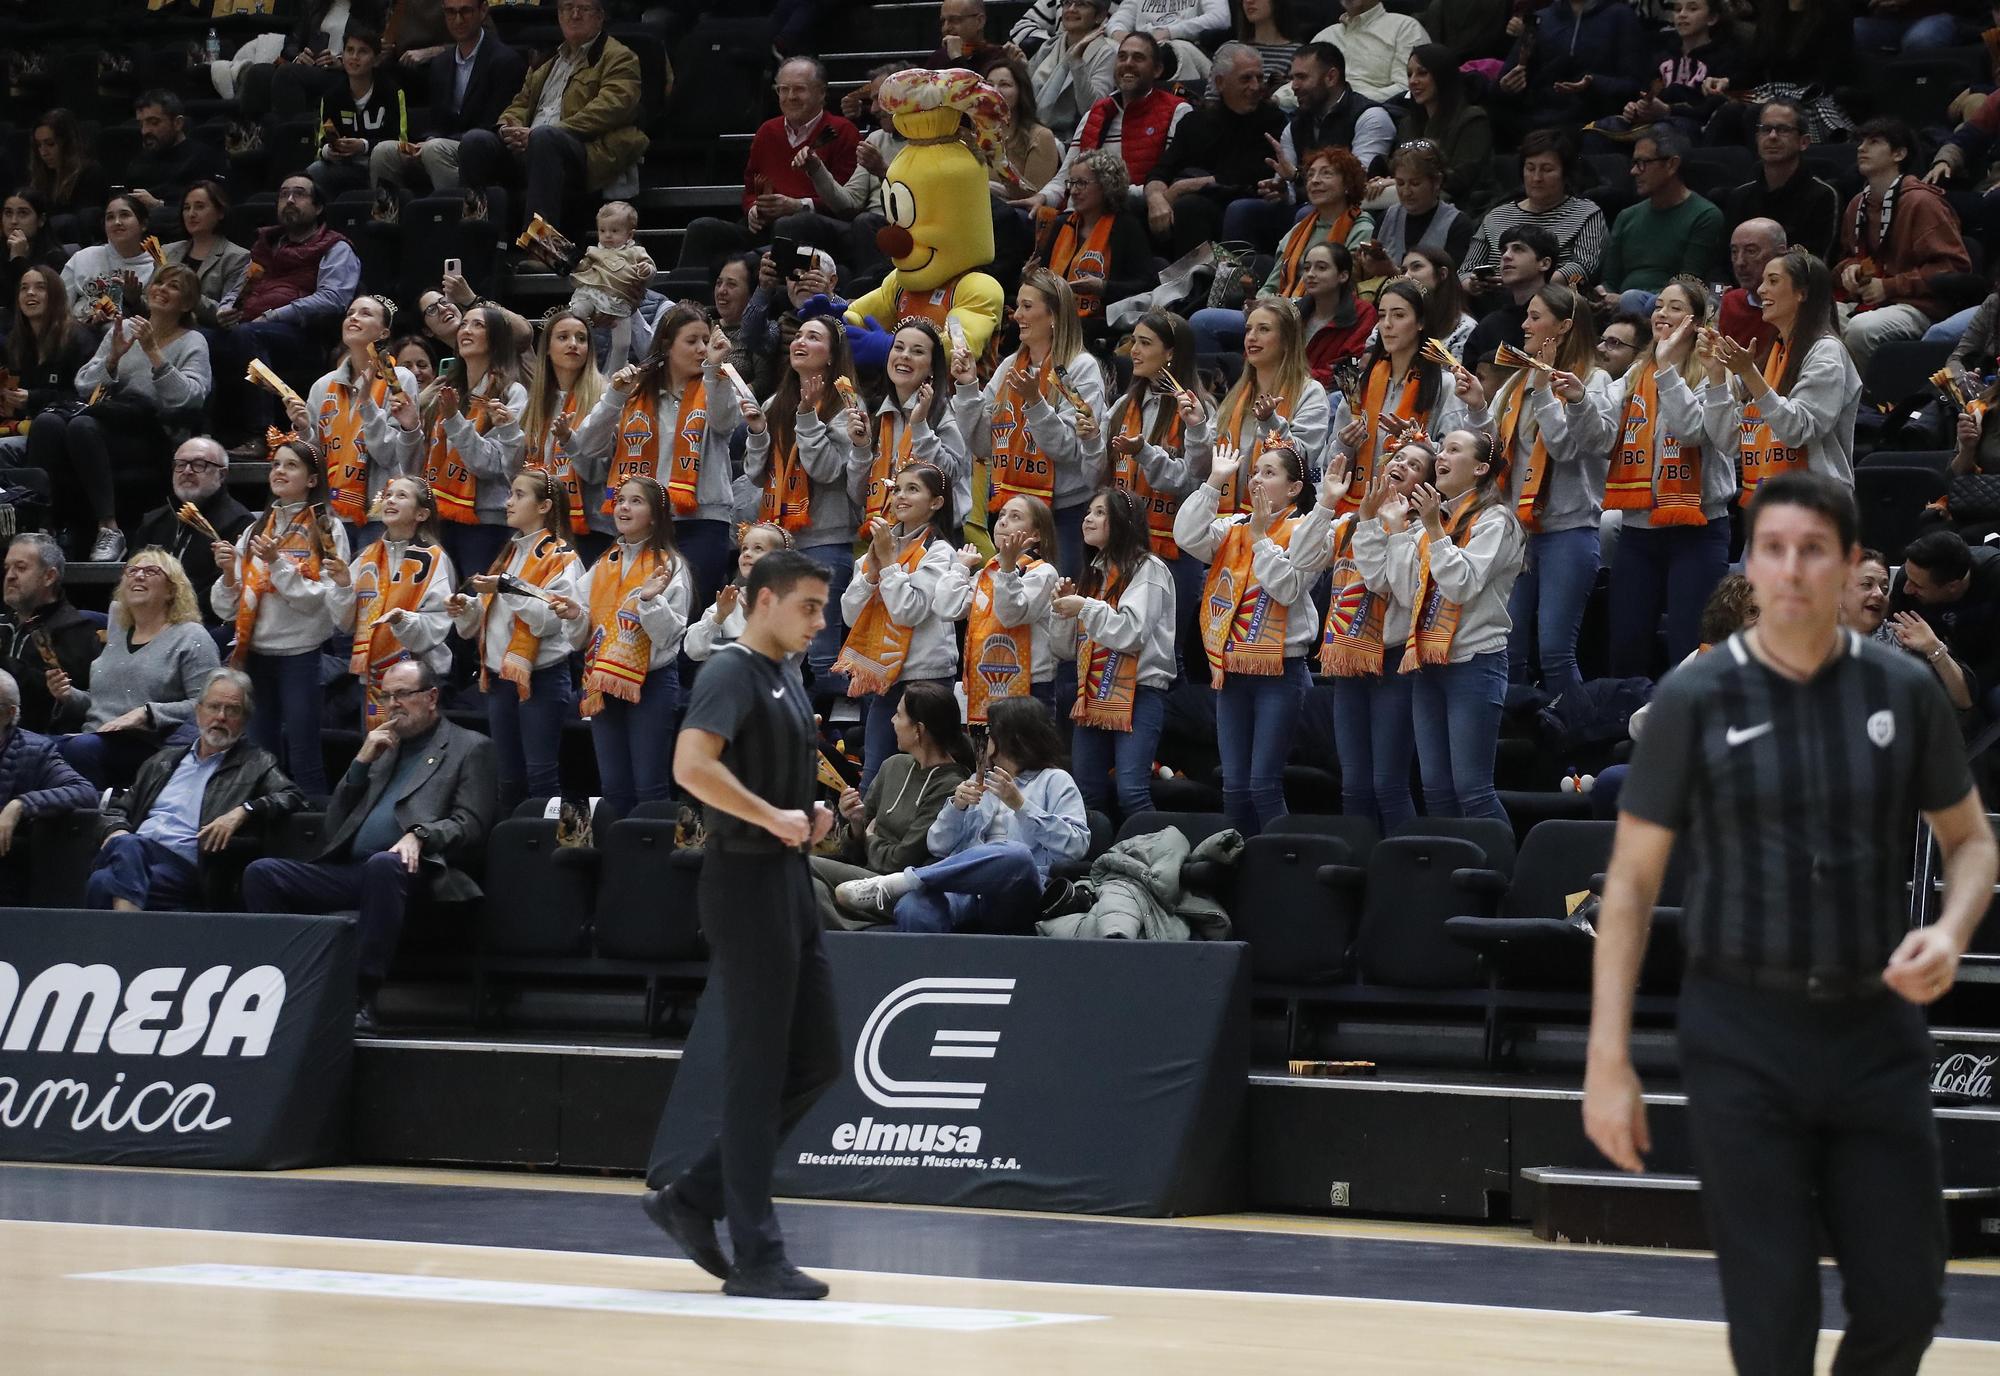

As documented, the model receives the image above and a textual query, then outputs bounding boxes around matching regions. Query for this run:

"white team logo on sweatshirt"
[1868,710,1895,748]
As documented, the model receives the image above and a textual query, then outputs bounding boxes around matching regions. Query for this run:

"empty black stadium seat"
[1266,812,1381,859]
[1855,465,1948,563]
[1348,835,1494,990]
[1391,815,1517,874]
[1862,338,1954,410]
[1229,831,1357,985]
[591,815,705,963]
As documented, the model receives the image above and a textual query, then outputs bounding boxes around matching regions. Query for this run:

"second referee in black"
[642,550,842,1301]
[1585,472,1997,1375]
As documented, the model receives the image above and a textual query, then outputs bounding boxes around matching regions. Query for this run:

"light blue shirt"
[453,31,485,110]
[136,745,226,862]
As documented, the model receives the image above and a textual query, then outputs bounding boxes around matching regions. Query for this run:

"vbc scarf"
[319,373,389,524]
[1738,338,1808,504]
[1112,397,1183,558]
[1495,374,1552,532]
[1320,515,1388,676]
[990,352,1057,506]
[1216,387,1290,516]
[758,418,814,535]
[424,391,495,525]
[479,531,576,697]
[1344,360,1423,515]
[1199,514,1295,689]
[1049,212,1114,317]
[611,376,708,516]
[963,558,1041,725]
[526,392,590,535]
[1273,207,1354,298]
[862,407,919,535]
[1401,499,1477,673]
[1606,361,1706,526]
[232,506,323,667]
[348,539,444,727]
[580,542,670,716]
[1073,565,1139,731]
[833,533,930,698]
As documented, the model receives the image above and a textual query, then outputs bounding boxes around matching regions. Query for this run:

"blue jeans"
[893,840,1044,934]
[1070,683,1167,819]
[1214,656,1309,836]
[60,720,194,790]
[440,521,510,584]
[241,851,420,981]
[800,540,856,682]
[247,648,327,795]
[86,833,200,910]
[1411,649,1509,821]
[859,676,952,790]
[1328,663,1417,831]
[1054,500,1087,580]
[1924,304,1980,347]
[1166,552,1208,684]
[676,518,735,609]
[1854,13,1960,50]
[484,661,574,811]
[1508,524,1600,693]
[1190,305,1247,359]
[1607,520,1731,677]
[1221,196,1296,253]
[590,667,682,814]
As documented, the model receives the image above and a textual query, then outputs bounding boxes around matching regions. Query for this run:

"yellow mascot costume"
[843,68,1009,362]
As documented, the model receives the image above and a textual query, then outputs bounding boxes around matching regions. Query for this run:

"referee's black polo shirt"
[678,642,815,854]
[1623,630,1974,976]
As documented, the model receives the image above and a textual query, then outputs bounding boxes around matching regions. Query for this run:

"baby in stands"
[566,201,656,371]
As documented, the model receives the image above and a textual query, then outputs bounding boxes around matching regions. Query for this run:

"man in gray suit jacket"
[242,660,496,1032]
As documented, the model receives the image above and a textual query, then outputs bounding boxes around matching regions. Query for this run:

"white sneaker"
[88,528,126,562]
[834,870,915,919]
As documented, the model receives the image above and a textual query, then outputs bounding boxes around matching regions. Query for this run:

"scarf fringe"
[1320,641,1383,677]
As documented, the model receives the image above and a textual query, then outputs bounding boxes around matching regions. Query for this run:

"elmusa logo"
[853,976,1015,1111]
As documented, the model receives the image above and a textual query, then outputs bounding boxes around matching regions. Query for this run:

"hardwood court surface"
[4,1165,1998,1375]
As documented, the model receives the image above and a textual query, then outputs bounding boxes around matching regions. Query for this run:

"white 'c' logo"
[853,977,1015,1111]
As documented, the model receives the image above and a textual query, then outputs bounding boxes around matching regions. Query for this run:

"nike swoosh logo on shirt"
[1725,722,1774,747]
[772,687,786,699]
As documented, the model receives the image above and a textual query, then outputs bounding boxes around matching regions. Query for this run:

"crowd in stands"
[4,0,2000,1024]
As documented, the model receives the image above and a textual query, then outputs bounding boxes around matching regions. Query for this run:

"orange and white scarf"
[580,542,672,716]
[1049,212,1114,317]
[318,374,389,523]
[862,406,919,535]
[348,538,445,727]
[526,392,590,535]
[1272,207,1354,297]
[1738,338,1808,505]
[1606,361,1706,526]
[1111,398,1184,559]
[232,507,323,667]
[963,557,1040,724]
[1343,360,1424,515]
[1216,387,1290,516]
[1320,515,1388,676]
[1495,374,1552,533]
[1199,515,1295,688]
[990,353,1057,506]
[479,531,577,697]
[1401,499,1477,673]
[833,533,931,698]
[663,375,710,516]
[1073,566,1139,731]
[758,424,814,534]
[424,392,495,525]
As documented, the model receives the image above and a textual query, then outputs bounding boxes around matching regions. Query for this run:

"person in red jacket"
[1033,33,1190,212]
[1836,117,1972,369]
[675,57,861,272]
[1718,216,1785,352]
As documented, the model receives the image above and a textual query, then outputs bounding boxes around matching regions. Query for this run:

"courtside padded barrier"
[0,909,356,1169]
[649,933,1250,1216]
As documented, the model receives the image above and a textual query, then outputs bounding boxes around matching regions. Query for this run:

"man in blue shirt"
[85,669,304,911]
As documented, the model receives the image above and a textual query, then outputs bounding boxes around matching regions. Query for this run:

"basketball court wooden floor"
[4,1163,1997,1374]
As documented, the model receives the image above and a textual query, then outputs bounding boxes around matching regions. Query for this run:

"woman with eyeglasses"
[1452,283,1613,696]
[53,549,221,789]
[1040,149,1152,327]
[448,470,584,809]
[300,294,422,542]
[332,475,455,733]
[211,437,352,796]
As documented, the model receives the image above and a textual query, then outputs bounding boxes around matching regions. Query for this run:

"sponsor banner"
[650,933,1249,1216]
[0,908,355,1168]
[1931,1050,1997,1104]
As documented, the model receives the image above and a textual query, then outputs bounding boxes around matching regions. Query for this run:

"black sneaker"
[640,1186,729,1280]
[723,1258,829,1301]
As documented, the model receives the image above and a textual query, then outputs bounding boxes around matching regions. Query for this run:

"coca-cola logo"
[1930,1053,1997,1102]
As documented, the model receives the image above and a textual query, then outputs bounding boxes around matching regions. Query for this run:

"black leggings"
[25,408,168,530]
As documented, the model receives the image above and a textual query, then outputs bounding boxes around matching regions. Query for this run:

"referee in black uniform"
[641,550,842,1301]
[1585,473,1998,1374]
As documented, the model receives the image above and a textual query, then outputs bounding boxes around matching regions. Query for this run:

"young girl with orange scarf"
[332,475,455,733]
[1174,437,1332,836]
[447,470,582,809]
[1307,441,1431,830]
[1601,278,1737,675]
[520,307,614,563]
[742,312,863,683]
[934,493,1061,720]
[835,464,959,789]
[299,294,421,542]
[553,476,691,814]
[851,320,970,544]
[211,435,351,795]
[1051,487,1178,819]
[950,268,1105,574]
[1352,429,1524,821]
[1451,283,1610,695]
[421,303,528,580]
[571,304,742,605]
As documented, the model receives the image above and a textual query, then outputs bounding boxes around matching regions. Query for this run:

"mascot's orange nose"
[876,224,915,259]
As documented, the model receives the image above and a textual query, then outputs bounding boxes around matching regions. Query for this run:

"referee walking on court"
[642,550,843,1301]
[1585,472,1998,1375]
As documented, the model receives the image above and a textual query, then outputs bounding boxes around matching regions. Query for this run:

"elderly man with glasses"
[242,659,497,1033]
[130,439,258,630]
[459,0,651,234]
